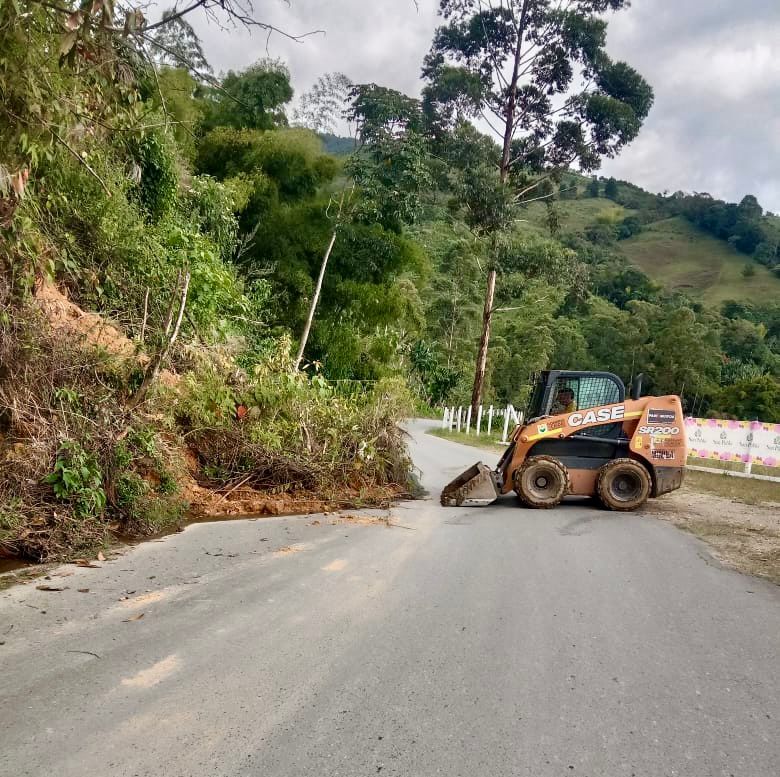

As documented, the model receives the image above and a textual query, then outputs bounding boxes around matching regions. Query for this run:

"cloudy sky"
[190,0,780,211]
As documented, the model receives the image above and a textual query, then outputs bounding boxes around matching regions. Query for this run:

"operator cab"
[525,370,626,422]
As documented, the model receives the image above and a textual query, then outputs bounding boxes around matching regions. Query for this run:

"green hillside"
[520,197,628,233]
[617,217,780,306]
[520,194,780,307]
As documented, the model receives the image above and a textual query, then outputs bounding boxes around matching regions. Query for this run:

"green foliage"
[408,340,460,405]
[294,73,352,134]
[183,176,239,261]
[197,127,337,201]
[423,0,652,172]
[154,67,203,159]
[115,471,148,508]
[715,376,780,422]
[348,83,423,142]
[593,264,660,309]
[168,352,414,489]
[617,215,643,239]
[44,441,107,518]
[676,191,778,265]
[129,129,179,222]
[346,85,432,232]
[456,163,515,236]
[0,2,142,175]
[201,59,293,131]
[147,13,211,75]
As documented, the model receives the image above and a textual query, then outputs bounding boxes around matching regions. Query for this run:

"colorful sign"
[685,417,780,468]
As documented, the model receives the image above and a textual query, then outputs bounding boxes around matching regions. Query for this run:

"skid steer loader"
[441,370,686,512]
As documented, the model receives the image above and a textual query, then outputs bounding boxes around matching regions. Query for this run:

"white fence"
[441,404,523,443]
[439,407,780,480]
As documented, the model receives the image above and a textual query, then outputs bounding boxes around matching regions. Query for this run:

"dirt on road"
[647,479,780,585]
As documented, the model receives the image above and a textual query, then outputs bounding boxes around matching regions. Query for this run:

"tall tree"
[423,0,653,413]
[293,72,353,135]
[146,9,212,74]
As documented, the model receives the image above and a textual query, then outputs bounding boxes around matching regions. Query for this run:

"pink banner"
[685,417,780,467]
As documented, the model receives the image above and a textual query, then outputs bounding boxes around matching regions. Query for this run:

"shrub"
[44,440,107,518]
[129,129,179,223]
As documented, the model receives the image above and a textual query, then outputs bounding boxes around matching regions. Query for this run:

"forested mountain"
[1,0,779,560]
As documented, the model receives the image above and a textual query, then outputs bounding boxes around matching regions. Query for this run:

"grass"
[519,197,628,234]
[684,469,780,506]
[687,456,778,478]
[617,216,780,306]
[428,428,509,455]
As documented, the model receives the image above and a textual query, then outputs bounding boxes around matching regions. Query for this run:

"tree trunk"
[470,268,496,416]
[499,0,531,182]
[130,271,190,409]
[470,1,531,418]
[294,229,338,371]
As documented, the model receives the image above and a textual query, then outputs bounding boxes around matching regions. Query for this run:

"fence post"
[745,421,758,475]
[487,405,494,435]
[465,406,472,434]
[441,407,449,429]
[449,406,455,431]
[476,405,483,436]
[501,404,511,443]
[456,406,462,433]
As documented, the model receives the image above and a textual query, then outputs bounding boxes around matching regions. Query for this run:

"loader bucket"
[440,462,501,507]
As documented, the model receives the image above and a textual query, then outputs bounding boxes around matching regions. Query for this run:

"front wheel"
[597,458,651,512]
[513,456,569,509]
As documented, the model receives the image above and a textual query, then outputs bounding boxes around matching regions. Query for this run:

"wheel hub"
[613,473,641,500]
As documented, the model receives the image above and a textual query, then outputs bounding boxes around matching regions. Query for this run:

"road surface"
[1,420,778,777]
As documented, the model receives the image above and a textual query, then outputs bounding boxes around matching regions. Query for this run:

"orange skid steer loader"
[441,370,687,512]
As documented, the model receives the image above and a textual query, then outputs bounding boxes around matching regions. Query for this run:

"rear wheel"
[513,456,569,509]
[597,458,651,512]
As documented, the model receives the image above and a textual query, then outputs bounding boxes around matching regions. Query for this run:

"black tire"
[597,458,651,512]
[513,455,569,509]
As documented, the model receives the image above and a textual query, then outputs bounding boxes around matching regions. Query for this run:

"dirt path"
[646,484,780,584]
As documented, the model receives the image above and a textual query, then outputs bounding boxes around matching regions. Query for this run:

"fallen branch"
[139,286,149,343]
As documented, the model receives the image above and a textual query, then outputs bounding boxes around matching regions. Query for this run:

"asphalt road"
[1,419,778,777]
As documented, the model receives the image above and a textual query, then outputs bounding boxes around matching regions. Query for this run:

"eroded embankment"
[0,281,411,565]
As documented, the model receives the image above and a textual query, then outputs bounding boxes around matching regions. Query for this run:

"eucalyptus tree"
[422,0,653,413]
[294,72,353,135]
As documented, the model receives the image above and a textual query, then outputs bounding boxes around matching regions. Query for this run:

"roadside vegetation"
[1,1,779,564]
